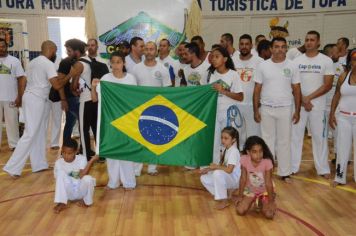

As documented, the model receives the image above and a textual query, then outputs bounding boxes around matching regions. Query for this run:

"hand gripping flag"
[97,82,218,167]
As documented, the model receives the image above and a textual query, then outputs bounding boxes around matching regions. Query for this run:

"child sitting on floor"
[53,138,98,213]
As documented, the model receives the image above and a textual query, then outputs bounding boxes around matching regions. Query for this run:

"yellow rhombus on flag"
[111,95,207,155]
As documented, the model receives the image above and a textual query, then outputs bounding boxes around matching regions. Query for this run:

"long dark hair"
[110,51,127,73]
[242,136,274,166]
[221,126,239,150]
[346,48,356,72]
[208,46,235,74]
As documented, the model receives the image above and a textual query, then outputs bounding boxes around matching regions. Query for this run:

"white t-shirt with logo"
[294,53,335,110]
[183,61,210,86]
[254,59,301,107]
[132,61,171,87]
[233,55,264,105]
[157,55,180,82]
[25,55,57,100]
[0,55,25,101]
[54,154,87,179]
[209,69,243,111]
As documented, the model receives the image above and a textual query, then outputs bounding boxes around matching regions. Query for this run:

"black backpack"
[79,57,109,85]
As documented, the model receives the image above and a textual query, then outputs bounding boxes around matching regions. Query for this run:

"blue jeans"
[63,96,79,142]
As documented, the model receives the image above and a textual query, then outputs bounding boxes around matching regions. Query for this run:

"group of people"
[0,29,355,218]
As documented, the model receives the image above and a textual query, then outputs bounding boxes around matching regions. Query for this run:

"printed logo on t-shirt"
[154,71,162,80]
[299,64,322,74]
[283,68,291,78]
[248,171,264,188]
[164,62,169,68]
[69,171,80,179]
[0,64,11,75]
[187,72,202,85]
[236,68,253,82]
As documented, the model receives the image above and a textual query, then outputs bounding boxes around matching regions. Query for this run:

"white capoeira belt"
[340,110,356,116]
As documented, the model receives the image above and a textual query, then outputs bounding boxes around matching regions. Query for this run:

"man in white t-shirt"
[157,38,180,87]
[191,35,210,64]
[132,41,171,176]
[181,42,210,87]
[252,34,266,57]
[233,34,264,148]
[175,42,189,87]
[0,38,26,151]
[336,37,349,68]
[220,33,239,58]
[291,31,334,178]
[323,43,345,162]
[125,37,144,73]
[254,37,301,181]
[3,41,73,177]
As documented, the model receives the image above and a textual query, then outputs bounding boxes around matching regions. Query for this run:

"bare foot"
[322,174,331,180]
[215,200,230,210]
[54,203,67,214]
[331,181,343,188]
[76,200,89,208]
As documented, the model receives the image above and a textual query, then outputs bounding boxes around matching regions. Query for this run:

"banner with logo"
[92,0,191,59]
[97,82,218,167]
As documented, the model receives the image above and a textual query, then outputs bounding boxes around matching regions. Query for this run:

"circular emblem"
[139,105,179,145]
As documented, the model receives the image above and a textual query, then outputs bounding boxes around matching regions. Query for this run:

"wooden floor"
[0,131,355,236]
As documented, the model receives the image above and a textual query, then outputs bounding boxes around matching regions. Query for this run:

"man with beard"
[132,41,171,176]
[181,42,210,87]
[220,33,239,58]
[233,34,264,148]
[3,41,73,177]
[0,38,25,151]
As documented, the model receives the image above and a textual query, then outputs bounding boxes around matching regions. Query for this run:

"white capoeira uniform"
[0,54,25,149]
[54,154,96,205]
[46,101,63,148]
[326,62,344,154]
[254,58,301,176]
[233,55,264,149]
[97,72,137,188]
[291,53,334,175]
[132,61,172,176]
[157,55,180,87]
[334,71,356,184]
[3,55,57,176]
[201,144,241,200]
[209,69,243,164]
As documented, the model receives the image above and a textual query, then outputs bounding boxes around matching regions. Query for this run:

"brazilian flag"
[97,82,218,166]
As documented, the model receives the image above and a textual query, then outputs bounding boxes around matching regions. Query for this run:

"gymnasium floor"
[0,130,355,236]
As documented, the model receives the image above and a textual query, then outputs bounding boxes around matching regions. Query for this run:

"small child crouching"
[53,139,98,213]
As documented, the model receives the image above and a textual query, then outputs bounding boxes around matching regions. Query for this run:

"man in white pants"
[132,41,171,176]
[3,41,73,177]
[0,38,26,151]
[253,37,302,181]
[233,34,264,148]
[291,31,334,178]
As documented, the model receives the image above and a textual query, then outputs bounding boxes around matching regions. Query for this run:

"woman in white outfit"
[329,48,356,186]
[92,51,137,190]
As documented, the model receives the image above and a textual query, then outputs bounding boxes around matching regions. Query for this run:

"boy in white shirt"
[54,138,98,213]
